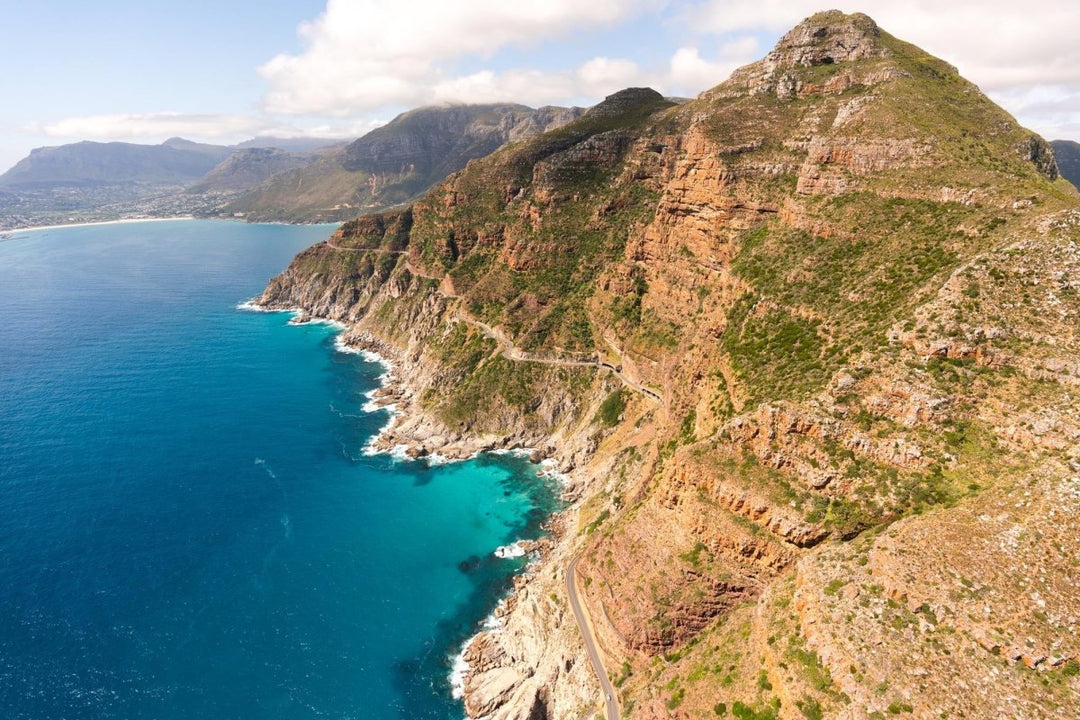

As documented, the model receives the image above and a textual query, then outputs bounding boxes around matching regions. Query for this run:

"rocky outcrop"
[723,11,893,99]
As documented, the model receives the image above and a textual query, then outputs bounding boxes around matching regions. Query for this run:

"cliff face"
[1053,139,1080,189]
[259,11,1080,719]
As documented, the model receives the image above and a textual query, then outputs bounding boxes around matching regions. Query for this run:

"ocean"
[0,219,558,719]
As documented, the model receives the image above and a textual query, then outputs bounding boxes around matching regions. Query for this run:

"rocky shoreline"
[335,325,583,471]
[252,309,605,719]
[240,10,1080,715]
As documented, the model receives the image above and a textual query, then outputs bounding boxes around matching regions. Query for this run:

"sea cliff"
[258,11,1080,719]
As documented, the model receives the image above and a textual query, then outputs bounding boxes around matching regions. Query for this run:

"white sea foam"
[346,341,399,456]
[254,457,277,479]
[538,458,571,486]
[330,335,392,367]
[359,348,388,365]
[482,599,507,632]
[360,413,398,455]
[361,395,394,413]
[388,444,411,460]
[236,302,347,332]
[448,645,471,700]
[332,334,364,354]
[290,316,346,329]
[236,300,297,313]
[494,542,526,559]
[488,447,532,458]
[447,599,508,701]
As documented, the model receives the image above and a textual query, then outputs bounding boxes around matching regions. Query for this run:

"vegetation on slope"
[263,11,1080,718]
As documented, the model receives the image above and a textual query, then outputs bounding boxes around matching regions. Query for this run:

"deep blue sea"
[0,219,557,719]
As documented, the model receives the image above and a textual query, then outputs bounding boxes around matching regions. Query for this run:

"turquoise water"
[0,220,557,719]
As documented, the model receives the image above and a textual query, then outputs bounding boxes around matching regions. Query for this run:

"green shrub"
[596,389,628,427]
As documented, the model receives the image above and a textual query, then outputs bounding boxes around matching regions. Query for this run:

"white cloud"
[667,46,752,96]
[257,0,760,118]
[29,112,384,147]
[578,57,643,92]
[430,69,577,107]
[685,0,1080,88]
[429,57,650,107]
[259,0,657,116]
[720,36,759,60]
[36,113,273,143]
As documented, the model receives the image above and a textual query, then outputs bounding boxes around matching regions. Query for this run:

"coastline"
[240,295,596,720]
[322,324,579,718]
[4,216,343,236]
[5,216,196,234]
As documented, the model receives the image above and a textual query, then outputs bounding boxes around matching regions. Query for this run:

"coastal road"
[566,555,620,720]
[325,240,663,403]
[454,311,663,403]
[325,240,408,253]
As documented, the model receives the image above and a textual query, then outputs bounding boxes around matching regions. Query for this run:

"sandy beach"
[5,216,196,235]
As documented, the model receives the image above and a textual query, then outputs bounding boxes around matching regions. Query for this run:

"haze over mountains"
[0,104,585,230]
[4,94,1074,233]
[221,103,585,223]
[0,137,235,187]
[0,136,339,229]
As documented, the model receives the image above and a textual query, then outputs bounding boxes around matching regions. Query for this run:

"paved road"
[566,555,620,720]
[325,240,407,253]
[324,241,662,403]
[455,312,663,403]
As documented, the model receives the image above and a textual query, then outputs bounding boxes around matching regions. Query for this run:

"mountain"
[186,146,333,194]
[222,103,584,223]
[0,137,233,188]
[234,136,342,153]
[0,135,345,229]
[255,11,1080,719]
[1053,139,1080,188]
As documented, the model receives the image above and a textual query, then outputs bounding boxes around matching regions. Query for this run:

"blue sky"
[2,0,1079,173]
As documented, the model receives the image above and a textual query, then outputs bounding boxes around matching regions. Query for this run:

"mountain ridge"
[0,138,234,187]
[255,10,1080,719]
[222,102,585,223]
[0,103,583,230]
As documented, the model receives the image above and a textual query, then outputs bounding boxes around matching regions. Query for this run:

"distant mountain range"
[222,103,584,223]
[1052,140,1080,189]
[0,136,344,190]
[0,137,235,188]
[0,104,585,229]
[186,146,341,194]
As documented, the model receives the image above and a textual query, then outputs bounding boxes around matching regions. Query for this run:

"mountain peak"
[583,87,666,120]
[713,11,904,100]
[765,10,886,71]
